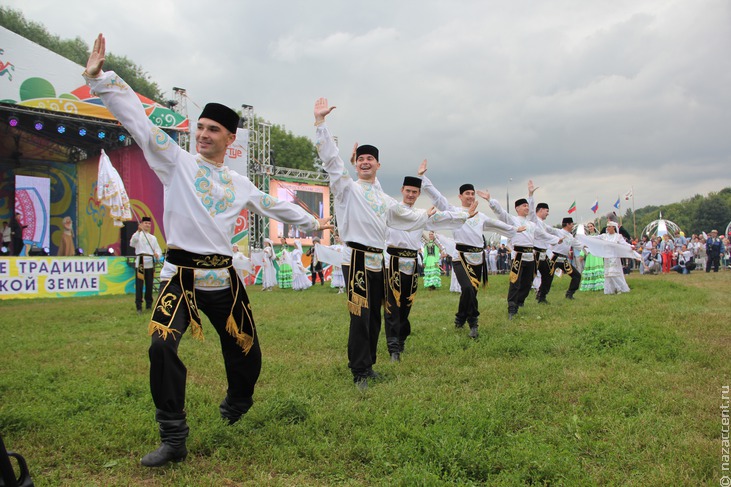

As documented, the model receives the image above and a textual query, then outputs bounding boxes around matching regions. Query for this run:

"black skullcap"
[141,216,151,222]
[536,202,549,211]
[355,144,379,161]
[402,176,422,188]
[459,184,475,194]
[199,103,239,134]
[514,198,528,207]
[562,217,574,226]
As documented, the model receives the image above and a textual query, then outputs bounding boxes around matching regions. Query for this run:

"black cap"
[536,203,549,211]
[562,217,574,226]
[355,144,379,161]
[402,176,422,188]
[199,102,239,134]
[459,184,475,194]
[514,198,528,207]
[141,216,151,222]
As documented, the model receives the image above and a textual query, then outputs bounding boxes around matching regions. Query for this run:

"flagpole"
[631,185,636,238]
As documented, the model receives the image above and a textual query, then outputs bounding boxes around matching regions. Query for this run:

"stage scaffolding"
[242,107,332,250]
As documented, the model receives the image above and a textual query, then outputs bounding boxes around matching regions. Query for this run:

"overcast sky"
[5,0,730,225]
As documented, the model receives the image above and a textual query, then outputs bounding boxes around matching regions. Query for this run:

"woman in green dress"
[277,237,293,289]
[579,222,604,292]
[422,232,442,290]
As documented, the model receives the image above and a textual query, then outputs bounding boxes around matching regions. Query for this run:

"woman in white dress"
[261,239,277,291]
[329,236,346,293]
[291,240,312,291]
[599,222,631,294]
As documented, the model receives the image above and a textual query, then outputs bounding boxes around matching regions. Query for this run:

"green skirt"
[579,253,604,292]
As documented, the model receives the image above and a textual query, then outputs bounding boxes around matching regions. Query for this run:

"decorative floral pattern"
[195,163,235,216]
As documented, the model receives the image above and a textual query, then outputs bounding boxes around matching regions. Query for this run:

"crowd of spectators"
[638,230,729,275]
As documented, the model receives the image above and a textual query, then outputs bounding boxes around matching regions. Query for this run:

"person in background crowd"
[642,247,662,274]
[705,229,724,272]
[671,244,695,274]
[658,234,675,273]
[130,216,163,314]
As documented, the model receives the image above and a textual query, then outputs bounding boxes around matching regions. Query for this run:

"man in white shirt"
[421,176,520,336]
[129,216,163,314]
[314,98,468,388]
[85,34,329,467]
[480,188,554,320]
[385,173,474,361]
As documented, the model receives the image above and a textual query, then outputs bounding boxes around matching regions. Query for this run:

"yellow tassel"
[236,333,254,354]
[225,314,238,336]
[148,321,180,340]
[190,318,205,341]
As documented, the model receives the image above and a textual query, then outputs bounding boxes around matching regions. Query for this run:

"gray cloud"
[5,0,729,226]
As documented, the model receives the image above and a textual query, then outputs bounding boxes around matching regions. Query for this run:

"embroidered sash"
[346,242,383,316]
[456,243,486,289]
[385,247,419,313]
[148,249,256,354]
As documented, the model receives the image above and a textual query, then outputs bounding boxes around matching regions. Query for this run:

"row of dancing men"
[83,33,593,468]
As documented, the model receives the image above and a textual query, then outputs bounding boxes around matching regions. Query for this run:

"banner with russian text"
[0,257,135,299]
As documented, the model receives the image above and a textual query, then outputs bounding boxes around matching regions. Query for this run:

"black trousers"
[135,267,155,310]
[310,263,325,284]
[539,257,582,298]
[384,270,417,353]
[453,259,483,327]
[706,254,721,272]
[508,258,535,312]
[536,252,550,297]
[149,284,262,414]
[347,267,384,379]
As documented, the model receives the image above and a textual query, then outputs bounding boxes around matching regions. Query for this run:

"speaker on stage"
[119,220,138,256]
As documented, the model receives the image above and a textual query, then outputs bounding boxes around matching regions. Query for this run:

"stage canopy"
[1,26,188,160]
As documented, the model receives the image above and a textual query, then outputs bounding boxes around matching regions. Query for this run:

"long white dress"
[261,246,277,290]
[599,232,631,294]
[291,243,312,291]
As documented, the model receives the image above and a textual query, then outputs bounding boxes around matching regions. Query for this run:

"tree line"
[619,188,731,238]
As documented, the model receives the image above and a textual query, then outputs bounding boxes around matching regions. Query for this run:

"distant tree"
[0,7,165,101]
[269,124,317,171]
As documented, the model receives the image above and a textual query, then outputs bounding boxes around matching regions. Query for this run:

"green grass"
[1,271,729,486]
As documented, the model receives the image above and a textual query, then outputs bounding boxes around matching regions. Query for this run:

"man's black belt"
[387,246,418,258]
[534,247,546,252]
[456,244,483,253]
[347,241,383,254]
[166,248,232,268]
[514,246,534,252]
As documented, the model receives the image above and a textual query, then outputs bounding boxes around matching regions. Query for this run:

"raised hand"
[350,142,359,165]
[467,200,479,218]
[417,159,428,176]
[528,179,538,197]
[86,34,106,77]
[314,98,336,124]
[476,190,490,201]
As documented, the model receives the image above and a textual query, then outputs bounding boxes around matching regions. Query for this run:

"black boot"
[565,290,575,300]
[219,395,253,425]
[141,410,189,467]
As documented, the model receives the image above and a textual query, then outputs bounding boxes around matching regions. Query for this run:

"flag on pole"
[567,201,577,214]
[97,149,132,227]
[590,200,599,214]
[613,197,620,209]
[624,189,633,200]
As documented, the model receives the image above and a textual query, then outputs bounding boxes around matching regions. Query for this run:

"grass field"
[1,270,730,486]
